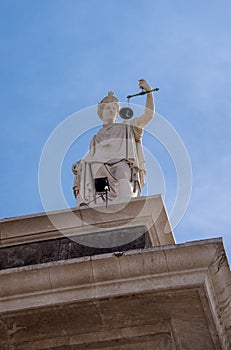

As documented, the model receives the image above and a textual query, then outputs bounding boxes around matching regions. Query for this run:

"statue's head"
[97,91,120,123]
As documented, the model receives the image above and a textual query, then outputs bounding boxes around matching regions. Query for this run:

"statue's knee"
[116,163,131,181]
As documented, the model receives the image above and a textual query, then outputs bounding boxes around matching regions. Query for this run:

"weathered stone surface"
[0,197,230,349]
[0,237,230,349]
[0,288,223,349]
[0,195,175,248]
[0,227,151,270]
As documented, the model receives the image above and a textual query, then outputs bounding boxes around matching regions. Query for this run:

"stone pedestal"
[0,195,230,349]
[0,195,174,269]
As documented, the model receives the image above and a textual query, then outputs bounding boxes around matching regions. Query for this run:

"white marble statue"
[72,79,154,207]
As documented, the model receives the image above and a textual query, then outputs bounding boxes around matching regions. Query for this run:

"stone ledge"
[0,195,175,248]
[0,238,230,349]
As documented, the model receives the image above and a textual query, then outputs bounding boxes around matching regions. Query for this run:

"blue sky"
[0,1,230,262]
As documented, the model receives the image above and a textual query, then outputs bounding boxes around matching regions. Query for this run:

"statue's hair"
[97,91,120,119]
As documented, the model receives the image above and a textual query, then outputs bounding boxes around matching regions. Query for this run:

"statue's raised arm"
[130,79,155,129]
[72,78,155,207]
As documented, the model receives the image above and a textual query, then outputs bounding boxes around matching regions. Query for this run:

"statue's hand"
[72,160,82,175]
[138,79,152,92]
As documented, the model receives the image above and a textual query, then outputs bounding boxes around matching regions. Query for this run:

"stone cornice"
[0,195,174,248]
[0,238,230,347]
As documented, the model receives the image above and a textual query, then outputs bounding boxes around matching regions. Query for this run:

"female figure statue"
[72,79,154,207]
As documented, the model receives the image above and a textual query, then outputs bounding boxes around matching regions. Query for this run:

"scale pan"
[119,107,133,119]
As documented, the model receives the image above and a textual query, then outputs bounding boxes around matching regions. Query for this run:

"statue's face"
[101,102,118,124]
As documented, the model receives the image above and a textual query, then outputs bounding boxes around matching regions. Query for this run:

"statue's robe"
[73,119,146,206]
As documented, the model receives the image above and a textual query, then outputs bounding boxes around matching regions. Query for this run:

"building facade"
[0,195,230,349]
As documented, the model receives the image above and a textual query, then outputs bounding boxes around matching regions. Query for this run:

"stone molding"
[0,238,230,348]
[1,196,230,349]
[0,195,175,248]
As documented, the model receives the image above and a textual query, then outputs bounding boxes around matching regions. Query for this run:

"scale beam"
[127,88,159,99]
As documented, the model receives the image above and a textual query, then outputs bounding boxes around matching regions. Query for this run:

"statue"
[72,79,154,207]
